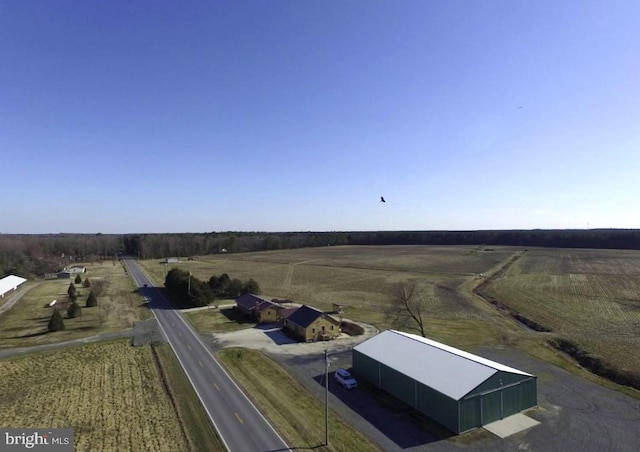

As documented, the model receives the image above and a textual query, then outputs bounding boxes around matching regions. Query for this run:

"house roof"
[286,305,336,328]
[0,275,27,297]
[256,300,281,312]
[279,307,299,319]
[236,293,271,310]
[353,330,534,401]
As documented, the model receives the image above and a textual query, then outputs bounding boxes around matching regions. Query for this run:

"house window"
[330,325,334,330]
[312,328,315,334]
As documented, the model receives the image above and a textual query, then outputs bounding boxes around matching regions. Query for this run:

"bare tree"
[384,281,429,337]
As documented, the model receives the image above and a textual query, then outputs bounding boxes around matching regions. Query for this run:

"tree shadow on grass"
[28,316,51,322]
[5,324,45,333]
[73,325,101,332]
[219,307,255,325]
[17,330,49,338]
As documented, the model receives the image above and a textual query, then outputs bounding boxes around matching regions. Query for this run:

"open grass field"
[217,347,380,451]
[0,261,152,348]
[485,248,640,379]
[139,246,524,350]
[0,340,211,452]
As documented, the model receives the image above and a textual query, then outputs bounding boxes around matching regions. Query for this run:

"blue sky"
[1,1,638,233]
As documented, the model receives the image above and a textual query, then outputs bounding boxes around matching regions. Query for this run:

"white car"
[334,368,358,389]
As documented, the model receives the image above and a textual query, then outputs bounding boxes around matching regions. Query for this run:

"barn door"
[481,391,503,425]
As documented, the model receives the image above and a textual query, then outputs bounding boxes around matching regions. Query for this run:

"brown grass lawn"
[0,261,152,348]
[183,305,256,334]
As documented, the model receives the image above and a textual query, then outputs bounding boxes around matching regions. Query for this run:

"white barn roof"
[0,275,27,297]
[353,330,533,400]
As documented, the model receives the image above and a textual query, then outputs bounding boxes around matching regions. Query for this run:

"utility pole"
[325,348,329,446]
[188,271,192,296]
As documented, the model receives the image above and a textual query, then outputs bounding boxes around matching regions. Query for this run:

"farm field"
[0,261,152,349]
[0,340,219,452]
[485,247,640,381]
[141,245,640,397]
[140,245,525,349]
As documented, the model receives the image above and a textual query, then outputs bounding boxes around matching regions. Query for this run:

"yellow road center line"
[235,413,243,424]
[187,344,191,350]
[214,383,220,391]
[199,361,203,368]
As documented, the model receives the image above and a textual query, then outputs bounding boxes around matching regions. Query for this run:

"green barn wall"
[459,397,479,433]
[416,382,459,433]
[353,350,380,385]
[379,363,416,407]
[460,376,538,432]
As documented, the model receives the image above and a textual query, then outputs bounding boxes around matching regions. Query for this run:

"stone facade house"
[282,305,340,342]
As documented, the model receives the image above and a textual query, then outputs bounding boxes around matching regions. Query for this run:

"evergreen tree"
[67,301,82,318]
[86,291,98,307]
[48,308,65,332]
[67,282,76,297]
[242,278,261,295]
[217,273,231,295]
[83,278,91,288]
[228,278,243,298]
[74,274,82,284]
[208,275,220,293]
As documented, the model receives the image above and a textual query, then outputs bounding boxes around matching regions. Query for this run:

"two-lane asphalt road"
[122,257,290,452]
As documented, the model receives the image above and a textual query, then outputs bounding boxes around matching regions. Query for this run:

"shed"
[353,330,537,434]
[67,265,86,274]
[0,275,27,298]
[236,293,272,318]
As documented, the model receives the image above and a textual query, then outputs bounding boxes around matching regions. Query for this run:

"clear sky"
[1,1,638,233]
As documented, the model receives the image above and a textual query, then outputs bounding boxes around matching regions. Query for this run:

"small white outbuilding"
[0,275,27,298]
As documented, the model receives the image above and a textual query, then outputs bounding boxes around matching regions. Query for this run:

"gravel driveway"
[205,324,640,451]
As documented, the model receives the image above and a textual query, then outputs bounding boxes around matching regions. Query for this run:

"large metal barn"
[352,330,537,434]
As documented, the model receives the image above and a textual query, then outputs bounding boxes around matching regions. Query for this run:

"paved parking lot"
[206,325,640,451]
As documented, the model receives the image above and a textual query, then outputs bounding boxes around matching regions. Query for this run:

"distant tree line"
[0,233,122,277]
[163,268,261,308]
[3,229,640,278]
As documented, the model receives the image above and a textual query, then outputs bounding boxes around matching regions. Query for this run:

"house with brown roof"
[255,300,282,324]
[235,293,283,324]
[282,305,340,342]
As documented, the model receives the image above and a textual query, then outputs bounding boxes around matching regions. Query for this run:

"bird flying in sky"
[380,196,386,203]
